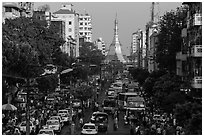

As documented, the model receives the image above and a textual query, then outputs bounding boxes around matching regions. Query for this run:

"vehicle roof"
[39,129,54,131]
[127,96,145,102]
[93,111,108,115]
[119,92,138,95]
[84,123,96,126]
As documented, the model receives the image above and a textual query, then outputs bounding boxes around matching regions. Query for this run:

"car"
[90,111,108,132]
[58,110,70,124]
[38,129,55,135]
[46,120,61,133]
[19,121,36,134]
[81,122,98,135]
[49,116,63,127]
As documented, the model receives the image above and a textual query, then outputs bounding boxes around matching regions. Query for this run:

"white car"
[58,110,70,123]
[81,123,98,135]
[19,121,36,133]
[49,116,63,126]
[38,129,55,135]
[46,120,61,133]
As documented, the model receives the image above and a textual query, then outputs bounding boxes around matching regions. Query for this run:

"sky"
[34,1,182,56]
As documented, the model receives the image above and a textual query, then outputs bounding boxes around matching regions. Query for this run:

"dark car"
[90,111,108,132]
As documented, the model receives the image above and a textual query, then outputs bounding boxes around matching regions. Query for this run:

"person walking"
[113,117,118,131]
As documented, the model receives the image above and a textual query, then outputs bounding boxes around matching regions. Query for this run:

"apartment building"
[79,13,92,42]
[176,2,202,98]
[53,4,79,57]
[94,37,106,55]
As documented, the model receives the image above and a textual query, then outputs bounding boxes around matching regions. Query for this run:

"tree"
[79,42,104,66]
[174,102,202,134]
[2,17,66,101]
[156,7,187,73]
[143,70,167,98]
[129,68,149,85]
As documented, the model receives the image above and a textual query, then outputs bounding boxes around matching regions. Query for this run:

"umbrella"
[2,103,17,111]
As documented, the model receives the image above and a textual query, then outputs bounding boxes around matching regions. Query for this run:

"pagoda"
[105,14,126,63]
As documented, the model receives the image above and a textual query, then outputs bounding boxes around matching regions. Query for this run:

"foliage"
[74,85,93,101]
[174,102,202,134]
[156,7,187,72]
[79,42,104,66]
[2,17,67,101]
[129,68,149,85]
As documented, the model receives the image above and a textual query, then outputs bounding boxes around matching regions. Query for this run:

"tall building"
[94,37,106,55]
[79,13,92,42]
[53,4,79,57]
[145,22,159,72]
[130,29,146,68]
[176,2,202,98]
[105,15,126,63]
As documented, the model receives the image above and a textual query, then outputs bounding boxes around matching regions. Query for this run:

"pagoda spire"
[114,13,118,36]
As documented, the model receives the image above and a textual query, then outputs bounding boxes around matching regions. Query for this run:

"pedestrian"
[113,117,118,131]
[35,117,40,134]
[79,117,83,128]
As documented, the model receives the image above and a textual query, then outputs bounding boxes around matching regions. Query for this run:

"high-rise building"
[176,2,202,98]
[130,29,146,68]
[105,15,126,63]
[53,4,79,57]
[79,13,92,42]
[94,37,106,55]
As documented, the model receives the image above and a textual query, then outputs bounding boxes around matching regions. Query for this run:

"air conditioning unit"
[193,13,202,26]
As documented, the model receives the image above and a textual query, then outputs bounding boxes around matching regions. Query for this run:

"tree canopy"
[156,7,187,72]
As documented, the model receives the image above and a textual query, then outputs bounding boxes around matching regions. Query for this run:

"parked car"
[81,122,98,135]
[19,121,36,134]
[38,129,55,135]
[46,120,61,133]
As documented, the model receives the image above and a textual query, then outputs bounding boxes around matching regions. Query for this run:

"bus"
[117,92,140,110]
[124,96,145,125]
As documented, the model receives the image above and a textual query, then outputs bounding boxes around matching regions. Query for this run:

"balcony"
[191,76,202,89]
[191,45,202,57]
[193,13,202,26]
[176,52,187,61]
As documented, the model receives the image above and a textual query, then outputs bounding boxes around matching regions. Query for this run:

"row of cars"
[18,108,72,135]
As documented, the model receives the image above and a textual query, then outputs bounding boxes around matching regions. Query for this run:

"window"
[84,18,87,20]
[84,27,87,30]
[80,22,83,25]
[79,27,83,30]
[69,21,72,25]
[85,23,87,25]
[69,28,72,32]
[5,7,12,12]
[80,33,83,35]
[85,32,87,35]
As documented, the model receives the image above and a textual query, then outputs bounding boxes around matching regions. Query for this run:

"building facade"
[2,2,34,23]
[94,37,106,55]
[79,13,92,42]
[53,4,79,57]
[176,2,202,98]
[130,29,146,68]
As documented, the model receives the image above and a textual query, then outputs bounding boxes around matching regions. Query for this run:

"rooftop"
[53,9,75,14]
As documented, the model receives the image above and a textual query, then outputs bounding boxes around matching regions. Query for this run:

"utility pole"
[26,78,30,135]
